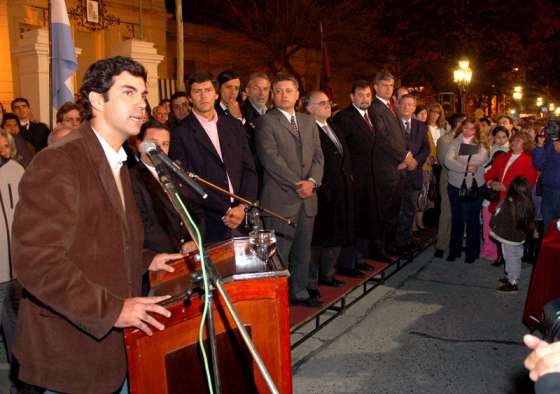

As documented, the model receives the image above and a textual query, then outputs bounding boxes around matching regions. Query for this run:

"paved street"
[292,247,535,394]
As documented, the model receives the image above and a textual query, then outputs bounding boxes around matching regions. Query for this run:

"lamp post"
[453,60,472,113]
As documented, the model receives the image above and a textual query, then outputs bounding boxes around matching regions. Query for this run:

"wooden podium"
[124,238,292,394]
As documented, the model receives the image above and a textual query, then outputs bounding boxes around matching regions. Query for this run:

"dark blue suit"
[169,111,257,243]
[395,118,430,247]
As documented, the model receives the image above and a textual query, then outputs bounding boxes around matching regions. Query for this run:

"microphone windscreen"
[139,140,158,154]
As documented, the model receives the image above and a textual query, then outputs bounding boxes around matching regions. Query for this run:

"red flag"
[320,23,334,100]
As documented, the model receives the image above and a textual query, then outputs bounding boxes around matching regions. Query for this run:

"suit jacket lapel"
[190,115,223,162]
[272,109,300,139]
[349,106,372,135]
[137,163,177,215]
[81,124,127,226]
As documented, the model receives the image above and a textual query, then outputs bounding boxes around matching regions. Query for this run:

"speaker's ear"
[89,92,105,112]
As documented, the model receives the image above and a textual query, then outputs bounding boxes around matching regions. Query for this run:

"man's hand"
[295,180,315,199]
[181,241,198,255]
[554,141,560,153]
[148,253,183,273]
[397,162,408,170]
[407,158,418,171]
[225,99,243,119]
[524,334,560,382]
[222,205,246,228]
[115,295,172,336]
[489,181,506,192]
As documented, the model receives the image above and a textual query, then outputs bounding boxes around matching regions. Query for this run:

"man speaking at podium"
[11,57,182,394]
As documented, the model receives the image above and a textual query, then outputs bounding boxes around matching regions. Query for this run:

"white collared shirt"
[277,108,297,125]
[92,128,128,209]
[352,104,367,118]
[316,120,343,154]
[376,96,392,109]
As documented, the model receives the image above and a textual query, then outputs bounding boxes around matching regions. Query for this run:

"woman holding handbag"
[445,119,490,263]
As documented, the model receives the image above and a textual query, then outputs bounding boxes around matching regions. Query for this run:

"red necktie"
[364,112,373,132]
[387,101,396,117]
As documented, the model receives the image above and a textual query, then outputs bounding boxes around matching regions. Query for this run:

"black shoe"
[496,282,518,292]
[434,249,444,258]
[464,257,475,264]
[370,253,393,263]
[290,297,323,307]
[492,256,504,267]
[498,276,508,284]
[357,262,375,271]
[337,268,366,278]
[307,288,322,300]
[319,277,345,287]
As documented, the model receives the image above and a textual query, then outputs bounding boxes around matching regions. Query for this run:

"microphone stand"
[150,160,286,394]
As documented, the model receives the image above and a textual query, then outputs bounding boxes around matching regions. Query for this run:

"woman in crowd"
[415,103,446,231]
[490,126,510,157]
[491,176,536,292]
[434,113,466,258]
[0,130,25,370]
[445,118,489,263]
[484,131,538,266]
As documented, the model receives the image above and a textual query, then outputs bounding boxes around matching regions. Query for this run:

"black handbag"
[483,177,500,202]
[459,155,479,201]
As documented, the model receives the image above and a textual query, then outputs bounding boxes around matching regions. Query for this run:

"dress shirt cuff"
[308,177,319,189]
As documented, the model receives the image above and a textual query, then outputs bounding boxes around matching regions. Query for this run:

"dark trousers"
[448,184,483,260]
[395,180,418,247]
[308,246,342,290]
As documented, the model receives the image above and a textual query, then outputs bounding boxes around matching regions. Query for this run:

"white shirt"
[401,118,412,132]
[376,96,392,109]
[428,125,441,145]
[92,128,128,209]
[352,104,368,118]
[277,108,297,126]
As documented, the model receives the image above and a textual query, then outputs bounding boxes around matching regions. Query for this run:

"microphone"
[139,140,208,199]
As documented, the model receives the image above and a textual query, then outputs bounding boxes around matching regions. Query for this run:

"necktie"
[387,101,396,116]
[323,125,343,154]
[290,115,299,135]
[364,112,373,131]
[404,120,411,135]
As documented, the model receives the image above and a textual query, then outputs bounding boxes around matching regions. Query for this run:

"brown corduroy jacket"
[12,123,155,393]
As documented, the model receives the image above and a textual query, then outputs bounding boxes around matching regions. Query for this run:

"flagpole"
[48,0,53,130]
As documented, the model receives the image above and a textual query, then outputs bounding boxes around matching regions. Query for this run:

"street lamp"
[537,97,544,107]
[513,86,523,101]
[453,60,472,113]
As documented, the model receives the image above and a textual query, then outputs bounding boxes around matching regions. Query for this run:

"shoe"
[307,288,321,300]
[464,257,475,264]
[319,277,345,287]
[290,297,323,307]
[370,253,393,263]
[337,268,366,278]
[434,249,444,258]
[498,276,508,284]
[496,282,518,292]
[357,262,375,271]
[492,256,504,267]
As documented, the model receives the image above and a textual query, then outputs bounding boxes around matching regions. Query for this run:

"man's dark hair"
[271,74,299,90]
[138,119,169,141]
[1,113,19,128]
[449,112,466,130]
[79,56,147,121]
[186,72,218,97]
[170,91,187,104]
[351,80,371,94]
[480,117,491,125]
[492,125,510,138]
[217,70,240,90]
[56,102,82,123]
[160,98,171,105]
[11,97,30,111]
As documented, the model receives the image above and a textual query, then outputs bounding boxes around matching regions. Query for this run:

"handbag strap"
[462,154,473,180]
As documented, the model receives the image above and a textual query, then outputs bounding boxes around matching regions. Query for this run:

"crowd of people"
[1,55,560,392]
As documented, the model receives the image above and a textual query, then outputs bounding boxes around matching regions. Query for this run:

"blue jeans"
[542,186,560,234]
[448,184,483,260]
[45,379,128,394]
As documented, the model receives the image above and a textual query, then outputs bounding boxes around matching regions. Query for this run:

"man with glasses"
[169,91,191,130]
[304,91,353,298]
